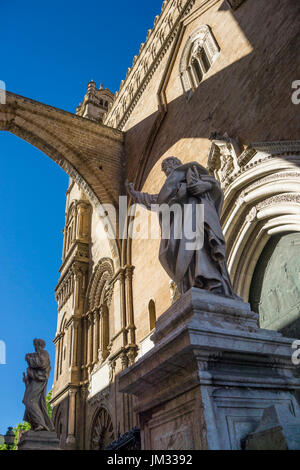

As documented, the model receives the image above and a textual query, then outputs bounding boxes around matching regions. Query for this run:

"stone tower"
[76,81,114,123]
[52,181,92,449]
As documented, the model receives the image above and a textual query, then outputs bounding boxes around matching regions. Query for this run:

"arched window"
[148,299,156,331]
[192,58,203,85]
[85,258,114,368]
[180,25,220,95]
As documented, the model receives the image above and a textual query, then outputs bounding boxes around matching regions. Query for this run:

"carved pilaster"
[66,388,77,450]
[125,265,136,346]
[87,312,94,371]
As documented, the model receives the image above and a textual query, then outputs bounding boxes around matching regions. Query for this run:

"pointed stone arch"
[221,143,300,301]
[0,91,124,263]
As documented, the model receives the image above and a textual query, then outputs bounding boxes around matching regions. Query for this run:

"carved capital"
[125,265,135,281]
[109,361,116,383]
[120,351,129,370]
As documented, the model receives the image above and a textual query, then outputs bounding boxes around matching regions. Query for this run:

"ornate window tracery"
[179,25,220,95]
[91,408,114,450]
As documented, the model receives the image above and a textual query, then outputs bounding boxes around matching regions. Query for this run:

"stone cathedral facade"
[1,0,300,450]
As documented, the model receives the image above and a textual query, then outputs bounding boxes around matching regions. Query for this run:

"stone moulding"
[218,147,300,299]
[217,141,300,301]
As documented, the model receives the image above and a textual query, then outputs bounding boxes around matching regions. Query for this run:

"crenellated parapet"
[104,0,196,130]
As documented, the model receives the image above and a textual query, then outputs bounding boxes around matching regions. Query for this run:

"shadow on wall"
[124,0,300,187]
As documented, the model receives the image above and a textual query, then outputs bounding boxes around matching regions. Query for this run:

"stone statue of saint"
[126,156,237,297]
[22,339,54,432]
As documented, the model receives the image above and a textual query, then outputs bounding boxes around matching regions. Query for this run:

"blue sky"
[0,0,163,435]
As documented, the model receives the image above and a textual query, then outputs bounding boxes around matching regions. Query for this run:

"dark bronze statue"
[126,156,238,297]
[22,339,54,432]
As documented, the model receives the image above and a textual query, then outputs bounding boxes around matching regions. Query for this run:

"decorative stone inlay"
[256,193,300,210]
[238,140,300,168]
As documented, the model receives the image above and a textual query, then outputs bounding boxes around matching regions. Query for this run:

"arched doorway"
[249,232,300,337]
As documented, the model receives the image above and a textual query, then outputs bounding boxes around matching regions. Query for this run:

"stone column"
[66,389,77,450]
[81,316,88,381]
[53,334,60,381]
[87,313,93,371]
[119,269,127,348]
[125,265,136,346]
[93,309,100,365]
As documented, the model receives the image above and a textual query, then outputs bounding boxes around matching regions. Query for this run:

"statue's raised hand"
[125,179,138,201]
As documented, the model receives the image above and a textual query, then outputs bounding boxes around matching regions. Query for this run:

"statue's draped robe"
[156,162,235,296]
[23,350,54,431]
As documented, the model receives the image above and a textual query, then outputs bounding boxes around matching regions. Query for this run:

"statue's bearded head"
[33,338,46,352]
[161,156,182,177]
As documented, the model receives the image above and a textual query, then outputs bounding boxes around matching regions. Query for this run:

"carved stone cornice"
[214,140,300,189]
[59,240,90,277]
[53,332,63,344]
[55,256,89,310]
[88,386,110,406]
[238,140,300,168]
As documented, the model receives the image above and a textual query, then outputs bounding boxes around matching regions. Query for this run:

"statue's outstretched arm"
[125,180,158,210]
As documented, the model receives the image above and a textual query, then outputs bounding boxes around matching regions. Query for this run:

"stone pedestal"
[119,288,300,450]
[18,431,60,450]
